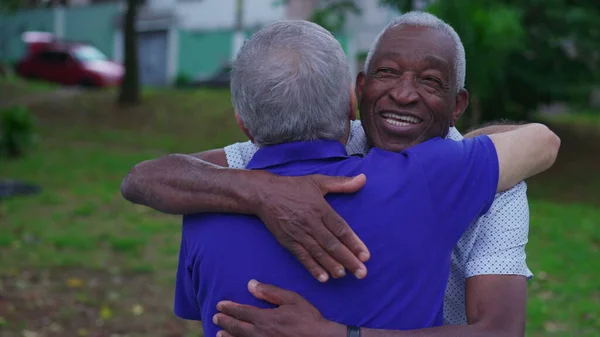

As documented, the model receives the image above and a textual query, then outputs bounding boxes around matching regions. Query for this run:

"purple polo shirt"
[174,137,499,335]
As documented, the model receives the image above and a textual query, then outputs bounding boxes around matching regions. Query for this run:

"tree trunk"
[118,0,140,106]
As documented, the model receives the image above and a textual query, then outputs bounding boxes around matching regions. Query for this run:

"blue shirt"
[174,137,499,335]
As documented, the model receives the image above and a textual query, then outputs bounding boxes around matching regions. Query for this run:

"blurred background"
[0,0,599,336]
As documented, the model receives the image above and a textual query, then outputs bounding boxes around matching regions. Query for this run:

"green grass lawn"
[1,78,599,336]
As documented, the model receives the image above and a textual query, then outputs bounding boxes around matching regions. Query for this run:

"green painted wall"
[63,3,120,58]
[177,29,233,79]
[0,8,54,63]
[176,28,349,79]
[336,34,348,54]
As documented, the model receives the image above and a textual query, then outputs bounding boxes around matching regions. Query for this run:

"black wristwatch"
[347,325,361,337]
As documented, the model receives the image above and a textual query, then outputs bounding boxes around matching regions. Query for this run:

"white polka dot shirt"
[223,120,533,325]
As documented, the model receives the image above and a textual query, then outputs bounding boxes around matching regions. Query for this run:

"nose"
[388,74,419,105]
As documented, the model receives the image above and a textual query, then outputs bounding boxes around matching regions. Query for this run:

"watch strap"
[347,325,361,337]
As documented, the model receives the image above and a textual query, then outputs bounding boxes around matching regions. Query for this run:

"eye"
[373,67,397,78]
[423,76,443,86]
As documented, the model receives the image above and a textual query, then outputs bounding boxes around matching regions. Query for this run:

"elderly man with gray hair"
[170,19,559,337]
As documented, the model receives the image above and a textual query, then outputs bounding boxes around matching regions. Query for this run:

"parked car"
[16,32,123,88]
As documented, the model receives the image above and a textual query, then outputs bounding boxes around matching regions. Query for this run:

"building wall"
[63,3,120,58]
[147,0,284,30]
[176,28,349,80]
[1,0,373,84]
[177,29,233,79]
[0,4,119,64]
[0,8,55,63]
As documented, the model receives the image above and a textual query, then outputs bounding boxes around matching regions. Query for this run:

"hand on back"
[255,173,370,282]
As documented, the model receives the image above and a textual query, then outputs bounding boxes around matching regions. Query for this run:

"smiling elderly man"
[121,12,557,336]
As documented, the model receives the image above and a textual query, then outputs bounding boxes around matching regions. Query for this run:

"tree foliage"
[0,0,23,12]
[427,0,524,126]
[310,0,361,33]
[379,0,600,126]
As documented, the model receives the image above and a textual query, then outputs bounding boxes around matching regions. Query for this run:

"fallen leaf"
[131,304,144,316]
[100,304,112,320]
[67,278,84,288]
[49,323,63,333]
[108,291,120,301]
[22,330,39,337]
[77,328,89,336]
[543,321,567,333]
[538,291,554,301]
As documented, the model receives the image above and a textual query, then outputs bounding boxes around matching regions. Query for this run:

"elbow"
[120,158,158,204]
[120,154,190,207]
[539,124,561,171]
[120,164,143,204]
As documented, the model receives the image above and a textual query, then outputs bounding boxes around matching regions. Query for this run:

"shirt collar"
[247,140,350,170]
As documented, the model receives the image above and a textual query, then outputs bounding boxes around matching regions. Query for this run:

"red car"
[16,32,123,88]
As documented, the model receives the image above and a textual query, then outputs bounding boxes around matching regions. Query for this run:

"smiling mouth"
[380,112,423,127]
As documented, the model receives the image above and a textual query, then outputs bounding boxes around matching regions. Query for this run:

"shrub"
[0,105,38,159]
[174,73,192,87]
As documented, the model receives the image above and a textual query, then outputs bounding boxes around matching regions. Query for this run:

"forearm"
[121,154,270,215]
[360,274,527,337]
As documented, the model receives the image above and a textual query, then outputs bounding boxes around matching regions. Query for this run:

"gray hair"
[364,11,466,91]
[231,20,352,146]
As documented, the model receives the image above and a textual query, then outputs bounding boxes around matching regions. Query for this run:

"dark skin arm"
[121,149,251,215]
[121,149,370,282]
[214,276,527,337]
[121,121,524,212]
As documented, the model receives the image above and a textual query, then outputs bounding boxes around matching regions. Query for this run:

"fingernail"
[358,252,370,262]
[335,268,346,278]
[217,333,222,337]
[213,314,218,324]
[354,267,367,279]
[248,279,259,290]
[318,273,329,282]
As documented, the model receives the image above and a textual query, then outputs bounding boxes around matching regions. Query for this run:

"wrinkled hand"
[254,173,369,282]
[214,280,344,337]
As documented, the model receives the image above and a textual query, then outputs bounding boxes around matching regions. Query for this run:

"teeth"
[381,112,421,124]
[384,119,411,127]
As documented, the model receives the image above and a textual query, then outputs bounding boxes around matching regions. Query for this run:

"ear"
[235,113,254,143]
[355,72,366,111]
[349,88,357,121]
[450,88,469,127]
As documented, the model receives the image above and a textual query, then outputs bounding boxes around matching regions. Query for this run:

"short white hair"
[364,11,466,91]
[231,20,352,146]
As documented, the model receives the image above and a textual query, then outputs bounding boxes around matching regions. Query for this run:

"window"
[73,46,108,63]
[36,51,69,64]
